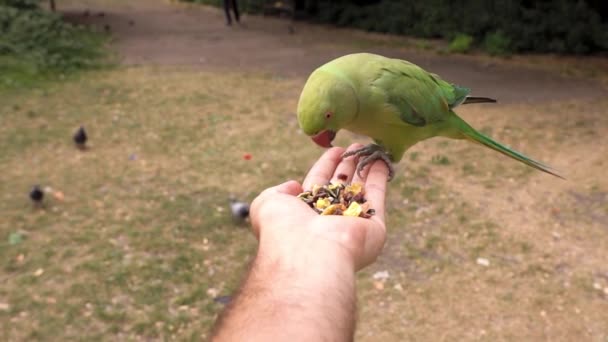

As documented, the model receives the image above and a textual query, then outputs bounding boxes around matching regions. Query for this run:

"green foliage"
[483,30,511,56]
[506,0,607,54]
[0,3,108,87]
[0,0,40,10]
[448,33,473,54]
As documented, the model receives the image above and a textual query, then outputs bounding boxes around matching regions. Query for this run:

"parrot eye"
[325,111,333,119]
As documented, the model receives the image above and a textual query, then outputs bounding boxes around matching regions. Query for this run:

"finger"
[249,180,303,238]
[302,147,345,190]
[274,180,303,196]
[358,219,387,270]
[331,143,363,184]
[251,180,302,215]
[364,160,389,221]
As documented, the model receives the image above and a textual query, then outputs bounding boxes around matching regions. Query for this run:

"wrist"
[252,226,356,300]
[247,237,357,337]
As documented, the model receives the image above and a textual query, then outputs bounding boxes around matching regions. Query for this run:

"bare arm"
[211,145,389,341]
[212,227,356,341]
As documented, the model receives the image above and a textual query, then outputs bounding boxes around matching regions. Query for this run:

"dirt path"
[61,0,606,104]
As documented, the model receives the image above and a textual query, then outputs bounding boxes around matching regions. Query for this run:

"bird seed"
[297,182,375,218]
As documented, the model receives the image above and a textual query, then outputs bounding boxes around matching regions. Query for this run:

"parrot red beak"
[311,130,336,148]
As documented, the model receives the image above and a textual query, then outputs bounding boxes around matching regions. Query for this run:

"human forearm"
[212,237,357,341]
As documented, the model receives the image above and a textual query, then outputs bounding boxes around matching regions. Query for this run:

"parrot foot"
[341,144,395,181]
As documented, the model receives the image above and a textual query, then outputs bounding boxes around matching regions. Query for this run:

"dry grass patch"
[0,66,315,340]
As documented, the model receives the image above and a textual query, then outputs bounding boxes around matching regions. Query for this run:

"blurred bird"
[29,185,44,206]
[214,295,232,305]
[229,198,250,222]
[73,126,88,149]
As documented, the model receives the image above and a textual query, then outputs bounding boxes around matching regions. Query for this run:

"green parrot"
[297,53,562,180]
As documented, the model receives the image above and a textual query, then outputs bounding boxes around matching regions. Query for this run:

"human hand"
[212,144,389,341]
[250,144,390,272]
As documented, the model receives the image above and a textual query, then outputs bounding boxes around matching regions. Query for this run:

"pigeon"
[229,198,250,222]
[213,295,232,305]
[29,185,44,205]
[73,126,87,148]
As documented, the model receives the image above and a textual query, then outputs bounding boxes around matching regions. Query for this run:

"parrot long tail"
[449,115,564,179]
[462,96,497,105]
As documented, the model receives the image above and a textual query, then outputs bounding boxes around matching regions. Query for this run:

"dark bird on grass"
[73,126,88,148]
[29,185,44,205]
[229,198,250,222]
[214,295,232,305]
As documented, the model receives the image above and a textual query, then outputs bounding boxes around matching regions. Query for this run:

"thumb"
[250,180,304,238]
[274,180,303,196]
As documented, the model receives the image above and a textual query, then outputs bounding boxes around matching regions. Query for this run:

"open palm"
[250,144,389,271]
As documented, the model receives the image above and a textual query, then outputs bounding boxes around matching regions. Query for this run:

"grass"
[1,65,608,341]
[0,67,304,340]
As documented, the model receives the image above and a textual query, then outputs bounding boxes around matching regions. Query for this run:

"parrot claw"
[342,144,395,181]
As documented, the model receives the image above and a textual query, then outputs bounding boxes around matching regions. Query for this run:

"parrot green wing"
[370,59,471,128]
[429,72,471,108]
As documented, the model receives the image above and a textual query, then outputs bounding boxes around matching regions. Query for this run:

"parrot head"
[297,69,359,148]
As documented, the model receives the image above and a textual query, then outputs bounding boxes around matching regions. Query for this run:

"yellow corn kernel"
[343,201,362,217]
[315,197,332,210]
[345,183,363,195]
[321,204,342,215]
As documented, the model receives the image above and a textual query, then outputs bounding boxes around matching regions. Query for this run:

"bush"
[0,3,108,86]
[448,33,473,54]
[0,0,40,10]
[483,31,511,56]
